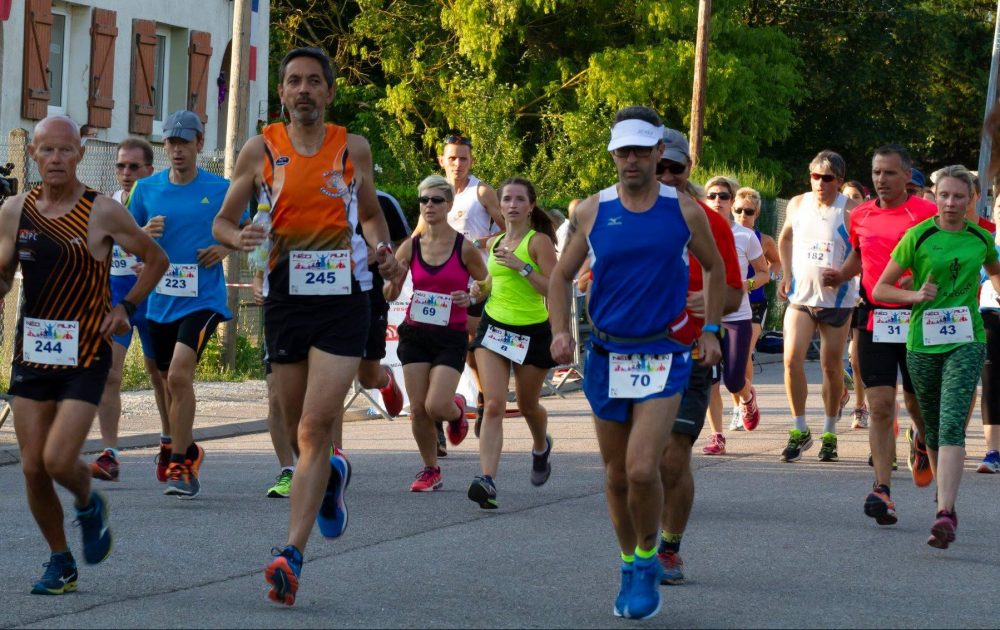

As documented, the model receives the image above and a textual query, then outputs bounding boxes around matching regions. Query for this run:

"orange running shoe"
[265,546,302,606]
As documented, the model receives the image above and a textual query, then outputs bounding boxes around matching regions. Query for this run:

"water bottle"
[249,199,271,271]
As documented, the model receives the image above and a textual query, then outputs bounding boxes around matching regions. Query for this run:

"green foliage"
[120,335,263,392]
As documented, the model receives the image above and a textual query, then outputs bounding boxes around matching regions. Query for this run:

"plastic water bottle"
[248,200,271,271]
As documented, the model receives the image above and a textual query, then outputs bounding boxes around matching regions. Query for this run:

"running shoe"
[977,450,1000,474]
[410,466,443,492]
[530,435,553,487]
[267,469,294,498]
[265,545,302,606]
[843,368,854,392]
[906,427,933,488]
[851,405,869,430]
[467,475,498,509]
[188,443,206,478]
[817,432,838,462]
[613,561,634,618]
[657,549,684,585]
[436,422,448,457]
[863,483,897,526]
[780,428,813,462]
[317,450,351,539]
[927,510,958,549]
[164,462,200,498]
[702,432,726,455]
[90,448,120,482]
[378,366,404,417]
[625,556,664,620]
[728,405,744,431]
[740,386,761,431]
[447,395,469,446]
[155,442,171,483]
[76,491,112,564]
[30,553,78,595]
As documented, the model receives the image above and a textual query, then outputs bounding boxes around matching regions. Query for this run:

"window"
[152,30,170,134]
[47,10,69,113]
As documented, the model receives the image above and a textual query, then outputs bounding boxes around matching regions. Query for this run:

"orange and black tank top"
[14,187,111,369]
[261,122,372,301]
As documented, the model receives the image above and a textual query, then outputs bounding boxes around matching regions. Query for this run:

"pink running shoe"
[927,510,957,549]
[741,387,760,431]
[702,433,726,455]
[410,466,443,492]
[379,366,404,417]
[447,395,469,446]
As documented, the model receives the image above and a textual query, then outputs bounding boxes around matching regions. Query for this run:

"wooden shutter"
[21,0,53,120]
[130,19,157,134]
[187,31,212,124]
[87,9,117,128]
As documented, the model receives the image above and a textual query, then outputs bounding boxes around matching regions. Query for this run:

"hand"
[144,215,165,239]
[377,246,401,280]
[238,223,268,251]
[914,273,937,303]
[131,261,145,276]
[821,268,842,288]
[451,290,471,308]
[778,277,791,300]
[550,331,575,365]
[694,332,722,365]
[686,290,705,320]
[252,276,264,305]
[493,245,520,270]
[899,275,914,290]
[197,245,230,268]
[471,278,490,300]
[365,243,377,267]
[99,304,131,339]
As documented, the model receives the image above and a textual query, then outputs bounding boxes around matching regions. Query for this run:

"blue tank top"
[587,184,690,354]
[747,228,766,302]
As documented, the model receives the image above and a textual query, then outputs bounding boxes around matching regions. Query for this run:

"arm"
[762,234,781,276]
[777,197,797,299]
[349,134,399,280]
[988,260,1000,300]
[382,239,412,303]
[451,238,489,308]
[473,182,505,242]
[493,232,557,296]
[252,268,265,305]
[549,195,597,364]
[213,135,266,251]
[680,195,724,364]
[872,260,934,304]
[823,248,861,288]
[747,254,770,291]
[0,194,25,297]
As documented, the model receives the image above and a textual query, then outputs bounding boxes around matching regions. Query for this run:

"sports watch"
[519,263,533,277]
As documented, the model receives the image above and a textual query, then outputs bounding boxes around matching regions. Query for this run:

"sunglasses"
[611,146,654,159]
[656,161,687,175]
[810,173,837,183]
[733,207,756,216]
[444,135,472,148]
[418,195,448,205]
[706,192,732,201]
[115,162,148,171]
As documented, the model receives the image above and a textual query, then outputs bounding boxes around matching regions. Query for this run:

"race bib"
[409,290,452,326]
[289,250,351,296]
[482,324,529,364]
[922,307,974,346]
[110,245,138,277]
[872,309,910,343]
[157,264,198,297]
[23,318,79,366]
[609,353,672,399]
[803,239,834,268]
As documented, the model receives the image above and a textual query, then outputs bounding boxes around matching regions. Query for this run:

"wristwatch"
[747,278,756,291]
[376,241,393,254]
[473,238,482,249]
[120,299,137,318]
[519,263,533,277]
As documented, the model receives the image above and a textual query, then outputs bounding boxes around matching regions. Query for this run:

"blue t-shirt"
[128,168,232,324]
[109,189,148,320]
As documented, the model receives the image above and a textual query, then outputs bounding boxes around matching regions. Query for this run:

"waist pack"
[756,330,783,354]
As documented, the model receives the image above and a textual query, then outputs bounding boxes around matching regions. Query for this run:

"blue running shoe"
[317,451,351,539]
[613,561,634,618]
[467,475,498,509]
[625,556,664,620]
[977,450,1000,474]
[76,491,112,565]
[30,553,78,595]
[265,545,303,606]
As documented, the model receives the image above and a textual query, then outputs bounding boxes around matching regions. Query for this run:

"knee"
[516,397,544,418]
[483,398,505,420]
[425,400,454,423]
[297,414,333,449]
[42,452,76,481]
[409,403,429,423]
[165,368,193,395]
[659,453,689,488]
[626,457,660,487]
[21,457,48,486]
[104,366,123,391]
[605,464,629,496]
[357,369,385,390]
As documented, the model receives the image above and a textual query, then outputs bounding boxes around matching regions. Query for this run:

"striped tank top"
[15,187,111,368]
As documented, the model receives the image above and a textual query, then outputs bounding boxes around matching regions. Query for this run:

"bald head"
[28,116,85,186]
[33,116,82,144]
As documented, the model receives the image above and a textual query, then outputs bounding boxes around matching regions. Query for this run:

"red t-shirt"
[978,216,996,234]
[689,199,744,330]
[849,194,937,329]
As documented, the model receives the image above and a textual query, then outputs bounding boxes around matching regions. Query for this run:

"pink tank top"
[405,234,471,331]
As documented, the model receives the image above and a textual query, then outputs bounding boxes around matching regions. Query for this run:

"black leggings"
[718,319,752,394]
[982,310,1000,425]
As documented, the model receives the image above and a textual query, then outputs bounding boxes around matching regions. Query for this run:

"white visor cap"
[607,119,666,152]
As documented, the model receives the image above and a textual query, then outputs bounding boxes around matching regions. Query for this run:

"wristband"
[702,323,721,334]
[120,299,137,318]
[748,278,756,291]
[520,263,534,277]
[377,241,393,254]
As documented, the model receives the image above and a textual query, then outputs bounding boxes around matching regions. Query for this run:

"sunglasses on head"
[444,135,472,148]
[611,146,654,159]
[656,160,687,175]
[418,195,448,205]
[115,162,148,171]
[733,207,756,216]
[706,192,732,201]
[810,173,837,183]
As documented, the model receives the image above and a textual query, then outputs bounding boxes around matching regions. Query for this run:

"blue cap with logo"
[910,168,926,188]
[163,110,204,141]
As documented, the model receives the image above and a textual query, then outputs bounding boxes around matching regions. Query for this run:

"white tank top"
[447,174,497,239]
[789,192,857,308]
[723,223,763,323]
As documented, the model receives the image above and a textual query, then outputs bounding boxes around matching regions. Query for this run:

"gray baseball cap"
[163,110,204,141]
[661,128,690,163]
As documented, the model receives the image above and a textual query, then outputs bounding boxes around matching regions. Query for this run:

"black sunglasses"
[733,207,756,216]
[656,161,687,175]
[418,195,448,205]
[444,135,472,148]
[706,192,732,201]
[611,146,654,159]
[810,173,836,183]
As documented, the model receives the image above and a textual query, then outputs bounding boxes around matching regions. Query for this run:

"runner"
[439,134,503,438]
[128,110,233,499]
[549,107,724,620]
[872,164,1000,548]
[466,177,557,509]
[653,128,744,586]
[702,175,768,455]
[776,151,858,462]
[0,116,167,594]
[823,144,937,524]
[213,47,400,606]
[980,197,1000,473]
[90,138,170,483]
[841,181,869,428]
[383,175,487,491]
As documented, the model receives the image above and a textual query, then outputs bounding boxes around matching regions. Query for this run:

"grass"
[120,334,264,391]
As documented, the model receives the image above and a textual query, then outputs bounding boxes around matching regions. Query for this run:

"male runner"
[550,107,724,620]
[776,150,858,463]
[213,47,399,606]
[654,128,744,585]
[128,110,233,499]
[0,116,166,593]
[824,144,936,523]
[90,137,170,482]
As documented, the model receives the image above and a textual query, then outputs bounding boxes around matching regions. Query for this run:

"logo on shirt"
[17,229,37,243]
[201,197,210,204]
[68,236,84,246]
[275,156,290,167]
[607,216,623,227]
[320,170,351,200]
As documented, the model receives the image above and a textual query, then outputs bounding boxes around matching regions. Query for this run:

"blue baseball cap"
[910,168,926,188]
[163,110,204,141]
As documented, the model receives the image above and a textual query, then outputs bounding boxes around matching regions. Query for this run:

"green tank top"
[484,229,549,326]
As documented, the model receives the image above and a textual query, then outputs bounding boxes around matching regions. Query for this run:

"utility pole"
[976,0,1000,217]
[221,0,252,370]
[689,0,712,169]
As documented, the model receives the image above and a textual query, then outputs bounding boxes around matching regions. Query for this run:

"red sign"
[0,0,11,21]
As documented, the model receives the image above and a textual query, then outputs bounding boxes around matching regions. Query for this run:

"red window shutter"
[187,31,212,124]
[87,8,117,128]
[21,0,53,120]
[130,19,157,135]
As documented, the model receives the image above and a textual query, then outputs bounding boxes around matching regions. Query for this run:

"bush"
[120,334,264,391]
